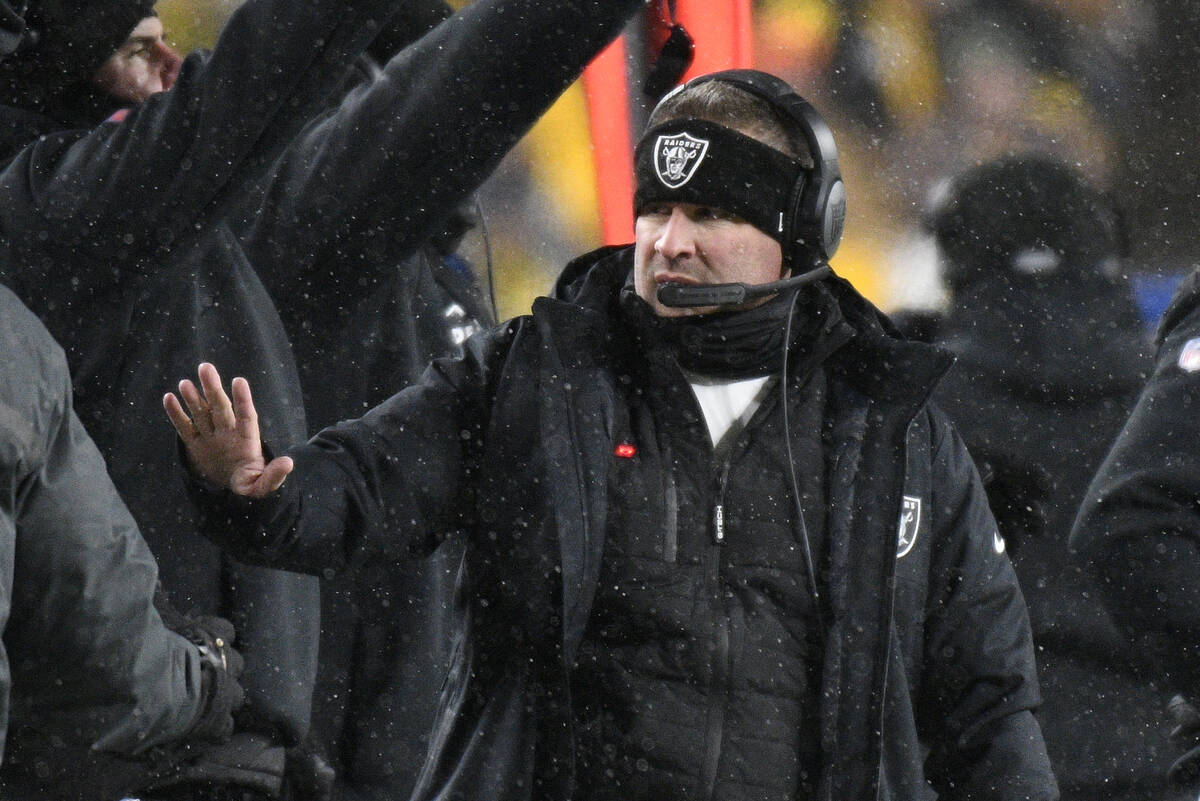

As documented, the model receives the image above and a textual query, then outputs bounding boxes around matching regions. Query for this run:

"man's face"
[633,202,785,317]
[92,16,182,104]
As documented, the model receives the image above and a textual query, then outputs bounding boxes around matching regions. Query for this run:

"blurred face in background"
[92,16,182,103]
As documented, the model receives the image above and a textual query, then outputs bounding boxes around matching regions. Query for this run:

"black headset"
[665,69,846,267]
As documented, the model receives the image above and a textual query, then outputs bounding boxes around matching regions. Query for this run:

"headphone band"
[655,69,846,263]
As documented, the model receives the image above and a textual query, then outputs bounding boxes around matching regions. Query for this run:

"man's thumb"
[255,456,294,496]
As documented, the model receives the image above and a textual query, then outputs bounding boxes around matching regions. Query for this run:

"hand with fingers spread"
[164,363,294,497]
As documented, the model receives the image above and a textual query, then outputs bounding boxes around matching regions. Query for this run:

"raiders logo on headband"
[655,132,710,188]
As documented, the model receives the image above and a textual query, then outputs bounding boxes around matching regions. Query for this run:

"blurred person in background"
[913,153,1171,800]
[772,0,1139,316]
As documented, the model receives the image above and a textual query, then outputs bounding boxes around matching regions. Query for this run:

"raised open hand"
[163,363,294,497]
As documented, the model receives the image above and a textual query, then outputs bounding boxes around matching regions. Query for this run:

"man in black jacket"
[918,154,1167,800]
[0,285,244,798]
[169,70,1057,800]
[1,0,646,795]
[1071,255,1200,794]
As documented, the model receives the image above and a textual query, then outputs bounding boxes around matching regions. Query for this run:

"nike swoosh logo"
[993,530,1006,554]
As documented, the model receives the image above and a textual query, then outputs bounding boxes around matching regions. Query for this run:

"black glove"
[189,619,246,743]
[1166,693,1200,788]
[153,584,246,743]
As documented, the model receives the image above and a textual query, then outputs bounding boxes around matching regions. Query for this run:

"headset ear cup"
[821,178,846,260]
[790,170,845,263]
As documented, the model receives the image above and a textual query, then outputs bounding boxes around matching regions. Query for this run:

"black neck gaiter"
[619,285,827,380]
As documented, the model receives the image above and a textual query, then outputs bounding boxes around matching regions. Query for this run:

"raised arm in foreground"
[246,0,648,305]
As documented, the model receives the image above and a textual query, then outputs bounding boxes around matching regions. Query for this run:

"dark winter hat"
[0,0,155,113]
[930,153,1123,293]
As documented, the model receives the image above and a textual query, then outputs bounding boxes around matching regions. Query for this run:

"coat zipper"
[663,442,679,563]
[702,451,737,799]
[712,457,733,545]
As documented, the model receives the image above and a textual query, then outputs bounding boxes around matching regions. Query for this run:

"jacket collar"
[542,245,955,408]
[821,274,954,414]
[533,244,631,369]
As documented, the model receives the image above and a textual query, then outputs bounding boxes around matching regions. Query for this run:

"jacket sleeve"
[241,0,646,305]
[918,409,1058,800]
[0,0,405,312]
[190,324,512,577]
[0,288,203,757]
[1070,272,1200,691]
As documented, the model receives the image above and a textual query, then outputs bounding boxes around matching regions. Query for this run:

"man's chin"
[652,302,713,318]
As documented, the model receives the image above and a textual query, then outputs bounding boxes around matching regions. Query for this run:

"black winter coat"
[934,274,1168,798]
[199,247,1057,801]
[1073,267,1200,719]
[0,285,202,768]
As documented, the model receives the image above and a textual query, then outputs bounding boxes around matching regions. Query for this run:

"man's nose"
[655,208,698,260]
[156,41,183,90]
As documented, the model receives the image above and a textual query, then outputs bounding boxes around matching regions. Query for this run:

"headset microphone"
[656,264,832,308]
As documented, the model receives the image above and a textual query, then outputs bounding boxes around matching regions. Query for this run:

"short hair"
[646,80,814,168]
